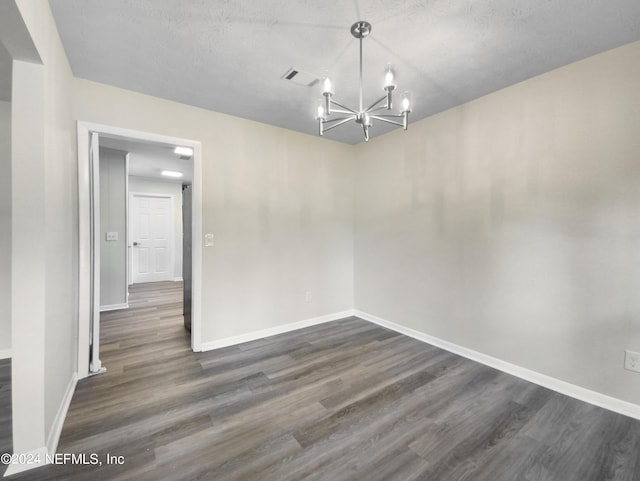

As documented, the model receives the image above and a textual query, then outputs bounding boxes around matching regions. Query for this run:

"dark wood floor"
[7,281,640,480]
[0,358,11,478]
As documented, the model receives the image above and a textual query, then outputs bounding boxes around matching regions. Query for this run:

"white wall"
[355,40,640,406]
[73,80,355,344]
[100,147,127,307]
[0,100,10,358]
[9,0,76,460]
[129,175,183,281]
[40,6,76,448]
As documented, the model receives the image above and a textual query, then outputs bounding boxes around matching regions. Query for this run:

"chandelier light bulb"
[384,66,396,90]
[316,102,325,120]
[401,93,411,113]
[322,77,333,95]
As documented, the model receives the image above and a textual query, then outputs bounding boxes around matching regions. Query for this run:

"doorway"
[77,122,203,379]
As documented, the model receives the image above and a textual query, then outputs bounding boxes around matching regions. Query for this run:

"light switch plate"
[106,232,118,241]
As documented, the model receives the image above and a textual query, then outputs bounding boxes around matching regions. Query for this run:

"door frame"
[77,121,203,379]
[129,192,176,285]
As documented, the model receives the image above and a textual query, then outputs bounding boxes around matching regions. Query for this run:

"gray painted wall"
[0,100,10,357]
[99,147,127,308]
[355,41,640,406]
[128,175,183,281]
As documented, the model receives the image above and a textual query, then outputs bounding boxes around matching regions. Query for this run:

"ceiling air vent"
[281,68,319,87]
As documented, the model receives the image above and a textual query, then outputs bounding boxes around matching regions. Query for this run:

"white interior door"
[131,194,174,283]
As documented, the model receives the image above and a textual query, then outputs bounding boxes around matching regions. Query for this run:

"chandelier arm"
[323,116,357,133]
[365,94,388,113]
[329,108,356,115]
[372,113,405,118]
[363,124,369,141]
[367,105,390,113]
[323,116,354,124]
[369,115,404,127]
[329,99,358,114]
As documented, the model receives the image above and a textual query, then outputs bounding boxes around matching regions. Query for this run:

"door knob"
[133,242,139,247]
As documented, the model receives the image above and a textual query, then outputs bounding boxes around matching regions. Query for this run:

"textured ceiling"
[0,42,11,102]
[49,0,640,144]
[100,136,194,184]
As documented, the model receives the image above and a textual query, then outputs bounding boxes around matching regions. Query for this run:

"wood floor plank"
[5,280,640,480]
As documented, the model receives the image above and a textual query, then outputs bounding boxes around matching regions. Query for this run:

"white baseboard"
[3,446,49,477]
[46,372,78,455]
[200,310,355,352]
[355,310,640,421]
[0,349,11,360]
[99,303,128,312]
[173,277,184,282]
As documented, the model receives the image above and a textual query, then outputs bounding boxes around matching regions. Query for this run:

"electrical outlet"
[204,233,214,247]
[105,232,118,241]
[305,291,312,302]
[624,350,640,373]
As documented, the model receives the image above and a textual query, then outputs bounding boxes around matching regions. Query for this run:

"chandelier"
[316,21,412,142]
